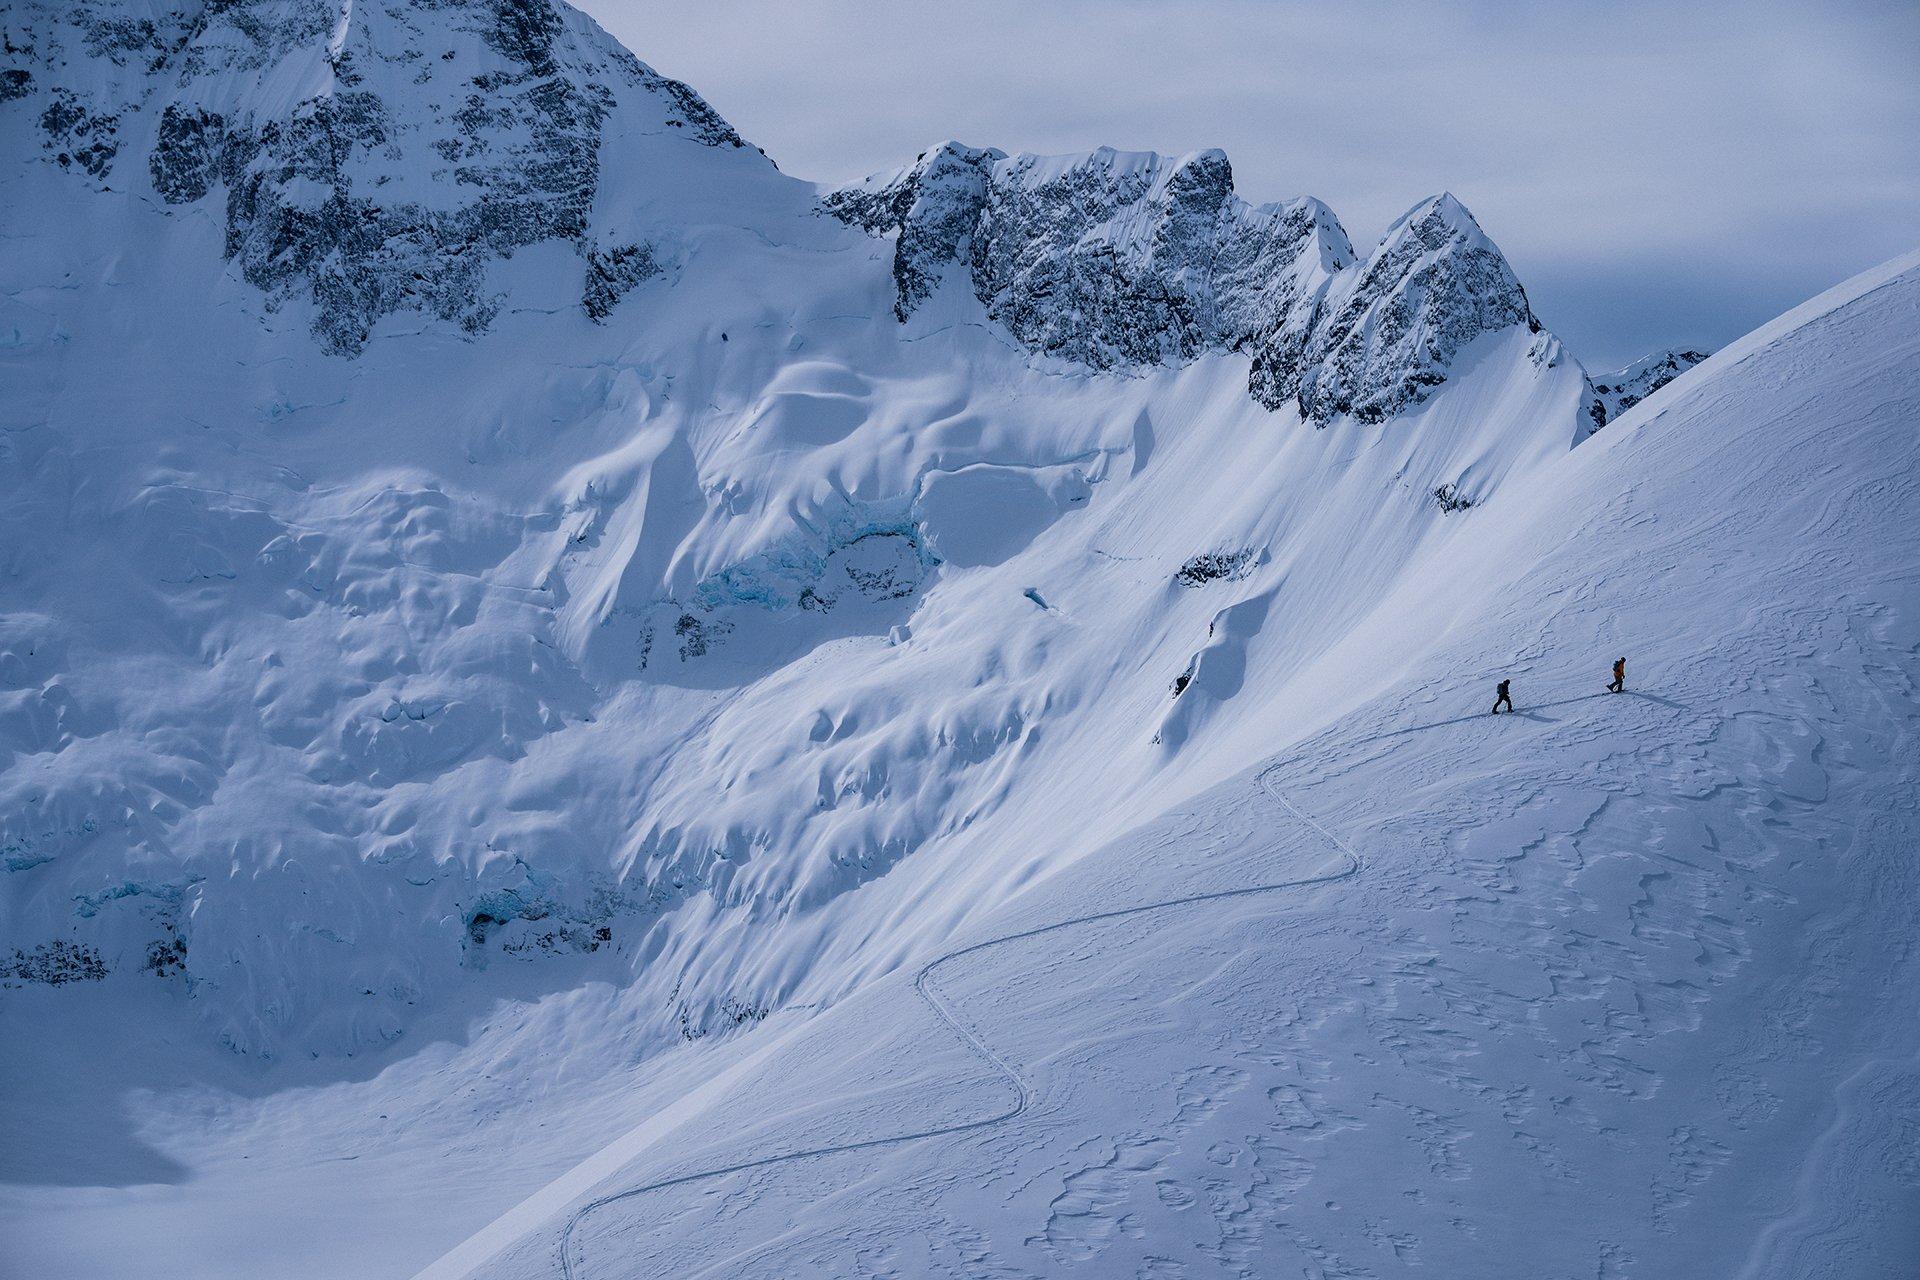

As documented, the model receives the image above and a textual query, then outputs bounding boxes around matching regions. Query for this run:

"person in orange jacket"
[1607,657,1626,693]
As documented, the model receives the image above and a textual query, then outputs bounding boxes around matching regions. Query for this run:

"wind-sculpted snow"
[2,0,759,352]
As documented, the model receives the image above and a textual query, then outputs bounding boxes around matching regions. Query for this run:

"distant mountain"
[1592,346,1712,422]
[6,0,1602,425]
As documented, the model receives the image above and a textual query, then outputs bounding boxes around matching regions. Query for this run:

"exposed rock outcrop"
[828,148,1575,424]
[3,0,760,351]
[825,143,1356,375]
[1254,194,1538,423]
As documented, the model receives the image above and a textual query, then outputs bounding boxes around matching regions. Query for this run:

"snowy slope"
[2,2,1916,1276]
[439,248,1920,1280]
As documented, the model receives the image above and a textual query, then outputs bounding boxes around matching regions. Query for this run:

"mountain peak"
[1372,191,1510,275]
[1247,188,1542,423]
[1397,190,1477,235]
[824,141,1354,372]
[825,143,1552,424]
[4,0,774,352]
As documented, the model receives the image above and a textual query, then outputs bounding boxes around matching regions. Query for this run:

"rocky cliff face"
[1593,347,1712,422]
[827,148,1603,427]
[823,144,1356,375]
[2,0,761,353]
[1251,194,1541,424]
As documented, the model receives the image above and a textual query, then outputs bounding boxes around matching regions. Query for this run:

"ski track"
[556,762,1364,1280]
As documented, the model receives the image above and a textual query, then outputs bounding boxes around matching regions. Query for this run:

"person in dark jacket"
[1607,657,1626,693]
[1491,678,1513,714]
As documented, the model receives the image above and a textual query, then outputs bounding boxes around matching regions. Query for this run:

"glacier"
[1,2,1916,1277]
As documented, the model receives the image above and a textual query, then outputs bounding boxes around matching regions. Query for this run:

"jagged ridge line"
[557,761,1364,1279]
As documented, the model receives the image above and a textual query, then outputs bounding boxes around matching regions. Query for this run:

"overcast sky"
[577,0,1919,368]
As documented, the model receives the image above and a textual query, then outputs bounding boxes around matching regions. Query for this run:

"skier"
[1491,678,1513,714]
[1607,657,1626,693]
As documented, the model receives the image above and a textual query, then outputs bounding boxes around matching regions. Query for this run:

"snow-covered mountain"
[825,143,1603,431]
[0,0,1597,1057]
[1592,346,1713,422]
[7,0,765,352]
[2,3,1915,1278]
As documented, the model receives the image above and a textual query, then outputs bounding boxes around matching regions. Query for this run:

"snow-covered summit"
[3,0,780,351]
[1255,193,1542,423]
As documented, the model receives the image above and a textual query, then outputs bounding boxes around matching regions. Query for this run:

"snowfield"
[439,247,1920,1280]
[2,2,1917,1277]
